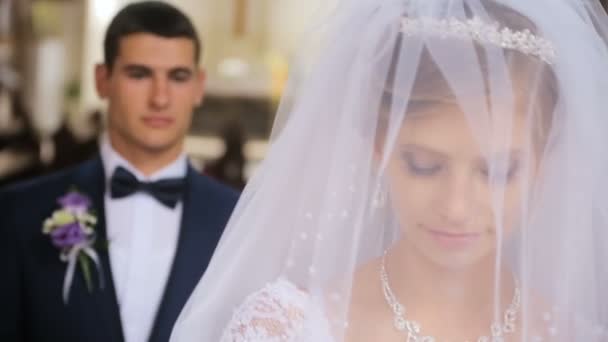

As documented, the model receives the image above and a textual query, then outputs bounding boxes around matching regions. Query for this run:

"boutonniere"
[42,189,105,304]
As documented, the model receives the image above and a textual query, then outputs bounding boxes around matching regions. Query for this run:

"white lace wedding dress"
[218,278,573,342]
[219,278,334,342]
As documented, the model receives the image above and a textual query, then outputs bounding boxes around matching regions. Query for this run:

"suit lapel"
[72,157,124,342]
[148,167,226,342]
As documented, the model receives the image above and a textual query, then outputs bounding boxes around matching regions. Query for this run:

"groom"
[0,2,238,341]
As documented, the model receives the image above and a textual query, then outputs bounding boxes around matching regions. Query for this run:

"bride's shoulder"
[220,278,314,342]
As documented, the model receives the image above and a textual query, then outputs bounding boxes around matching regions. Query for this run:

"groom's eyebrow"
[121,64,154,78]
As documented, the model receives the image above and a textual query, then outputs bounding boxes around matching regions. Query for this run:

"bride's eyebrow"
[400,144,448,159]
[404,101,461,119]
[476,150,523,164]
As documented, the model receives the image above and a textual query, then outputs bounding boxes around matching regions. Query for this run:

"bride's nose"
[435,169,476,226]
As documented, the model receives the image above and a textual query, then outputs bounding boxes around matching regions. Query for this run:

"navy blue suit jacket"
[0,156,238,341]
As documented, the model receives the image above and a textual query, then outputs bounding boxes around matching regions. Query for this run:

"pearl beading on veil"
[400,16,556,65]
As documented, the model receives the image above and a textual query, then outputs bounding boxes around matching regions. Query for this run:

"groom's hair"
[103,1,202,70]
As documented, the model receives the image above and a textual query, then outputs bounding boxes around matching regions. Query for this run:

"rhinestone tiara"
[400,16,556,65]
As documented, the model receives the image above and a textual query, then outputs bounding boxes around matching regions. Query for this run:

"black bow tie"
[110,166,186,209]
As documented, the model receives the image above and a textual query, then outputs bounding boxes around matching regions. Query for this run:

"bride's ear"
[373,120,390,170]
[373,144,383,167]
[528,151,546,198]
[373,132,394,175]
[372,143,388,178]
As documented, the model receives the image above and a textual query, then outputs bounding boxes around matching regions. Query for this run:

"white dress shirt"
[100,137,187,342]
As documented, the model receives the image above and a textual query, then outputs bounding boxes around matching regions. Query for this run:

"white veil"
[173,0,608,340]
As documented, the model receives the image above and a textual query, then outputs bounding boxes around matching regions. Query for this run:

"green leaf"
[81,213,98,226]
[78,254,93,293]
[95,239,110,251]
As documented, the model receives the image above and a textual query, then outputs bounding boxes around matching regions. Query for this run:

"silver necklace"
[380,253,521,342]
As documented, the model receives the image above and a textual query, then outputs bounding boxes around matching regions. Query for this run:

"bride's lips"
[423,226,482,249]
[142,116,174,128]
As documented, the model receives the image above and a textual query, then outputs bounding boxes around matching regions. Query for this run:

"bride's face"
[385,102,535,269]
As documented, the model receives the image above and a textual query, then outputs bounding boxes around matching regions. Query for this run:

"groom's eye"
[123,65,153,80]
[169,68,193,83]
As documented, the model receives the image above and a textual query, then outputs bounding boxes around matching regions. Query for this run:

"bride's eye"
[480,160,520,185]
[402,152,442,176]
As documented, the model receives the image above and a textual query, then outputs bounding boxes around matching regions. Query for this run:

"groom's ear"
[95,63,111,99]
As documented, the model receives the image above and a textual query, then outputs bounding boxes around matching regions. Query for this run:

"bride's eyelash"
[480,161,521,184]
[402,153,442,175]
[401,152,522,182]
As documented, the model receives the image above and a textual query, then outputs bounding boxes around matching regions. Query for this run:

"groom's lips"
[142,116,174,128]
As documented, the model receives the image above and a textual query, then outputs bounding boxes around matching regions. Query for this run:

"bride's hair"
[376,0,559,150]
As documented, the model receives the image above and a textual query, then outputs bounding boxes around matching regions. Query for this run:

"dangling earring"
[371,182,387,209]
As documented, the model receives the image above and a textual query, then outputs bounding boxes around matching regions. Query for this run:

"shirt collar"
[100,134,188,185]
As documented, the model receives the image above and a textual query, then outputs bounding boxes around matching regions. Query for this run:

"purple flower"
[50,222,88,249]
[58,192,91,215]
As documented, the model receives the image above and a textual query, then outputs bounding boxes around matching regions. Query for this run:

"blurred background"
[1,0,607,190]
[0,0,336,190]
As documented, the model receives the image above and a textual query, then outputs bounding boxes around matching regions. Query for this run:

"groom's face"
[95,33,205,156]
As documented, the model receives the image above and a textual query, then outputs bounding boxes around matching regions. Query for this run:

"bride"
[172,0,608,340]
